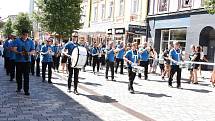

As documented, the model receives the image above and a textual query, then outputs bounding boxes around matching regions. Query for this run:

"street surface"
[0,56,215,121]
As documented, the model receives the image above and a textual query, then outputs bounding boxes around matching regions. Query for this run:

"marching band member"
[52,40,61,72]
[35,41,42,77]
[124,42,138,94]
[41,37,54,83]
[91,42,100,74]
[8,36,16,81]
[168,41,182,88]
[115,41,125,74]
[30,39,36,76]
[105,41,115,81]
[138,42,149,80]
[3,35,11,75]
[63,32,79,95]
[13,29,35,96]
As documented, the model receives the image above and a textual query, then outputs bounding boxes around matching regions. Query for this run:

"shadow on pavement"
[80,94,118,103]
[182,88,212,93]
[113,80,142,86]
[0,66,103,121]
[135,91,172,98]
[79,82,103,87]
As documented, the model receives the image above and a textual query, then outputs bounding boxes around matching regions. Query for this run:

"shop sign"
[128,24,146,35]
[115,28,125,34]
[107,29,112,35]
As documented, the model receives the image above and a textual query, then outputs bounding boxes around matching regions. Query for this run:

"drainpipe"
[88,0,92,28]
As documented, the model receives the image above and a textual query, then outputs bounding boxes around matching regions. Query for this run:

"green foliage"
[3,18,14,36]
[205,0,215,14]
[34,0,83,38]
[0,21,4,29]
[13,13,33,36]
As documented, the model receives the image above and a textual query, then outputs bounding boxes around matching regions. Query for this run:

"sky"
[0,0,30,19]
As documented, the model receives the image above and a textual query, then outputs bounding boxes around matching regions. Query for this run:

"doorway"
[199,26,215,70]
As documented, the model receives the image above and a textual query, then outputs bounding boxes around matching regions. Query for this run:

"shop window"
[160,29,187,52]
[158,0,168,12]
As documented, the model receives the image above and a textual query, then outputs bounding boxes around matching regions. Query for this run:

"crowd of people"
[1,30,215,95]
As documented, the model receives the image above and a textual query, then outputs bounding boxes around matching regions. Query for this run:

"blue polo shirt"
[8,40,16,60]
[116,46,125,59]
[64,41,76,55]
[41,45,54,62]
[91,47,98,56]
[52,45,60,53]
[125,50,138,67]
[107,49,115,62]
[139,48,149,61]
[169,48,181,65]
[13,38,35,62]
[3,40,10,58]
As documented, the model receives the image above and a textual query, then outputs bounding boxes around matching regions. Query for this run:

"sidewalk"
[1,56,215,121]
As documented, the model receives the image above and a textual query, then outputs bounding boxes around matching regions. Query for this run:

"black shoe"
[74,90,79,95]
[177,86,182,89]
[162,76,165,80]
[24,92,30,96]
[48,81,52,84]
[112,79,116,81]
[16,90,21,93]
[129,89,134,94]
[168,85,173,88]
[10,79,14,81]
[67,89,72,93]
[42,80,45,82]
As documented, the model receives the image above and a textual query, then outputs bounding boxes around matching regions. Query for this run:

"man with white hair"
[168,41,182,88]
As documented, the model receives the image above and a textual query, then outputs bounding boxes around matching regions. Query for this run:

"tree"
[3,18,14,36]
[205,0,215,14]
[13,13,33,36]
[35,0,82,38]
[0,21,4,29]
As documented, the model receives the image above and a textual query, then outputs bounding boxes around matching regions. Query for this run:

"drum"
[70,46,88,68]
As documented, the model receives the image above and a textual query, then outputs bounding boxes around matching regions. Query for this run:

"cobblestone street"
[0,57,215,121]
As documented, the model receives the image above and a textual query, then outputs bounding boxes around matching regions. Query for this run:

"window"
[158,0,168,12]
[119,0,124,16]
[182,0,192,8]
[101,4,105,19]
[108,1,113,18]
[160,29,187,52]
[131,0,139,13]
[94,6,98,21]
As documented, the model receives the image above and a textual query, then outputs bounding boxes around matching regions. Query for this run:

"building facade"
[148,0,215,70]
[79,0,148,45]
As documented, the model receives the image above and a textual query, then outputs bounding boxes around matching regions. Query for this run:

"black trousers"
[53,56,60,71]
[168,65,181,87]
[68,64,79,91]
[88,54,92,66]
[128,67,136,91]
[30,56,35,75]
[138,61,149,80]
[42,62,53,82]
[105,60,114,80]
[9,59,16,80]
[92,56,100,72]
[16,62,30,93]
[36,58,40,76]
[115,58,124,74]
[4,57,10,75]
